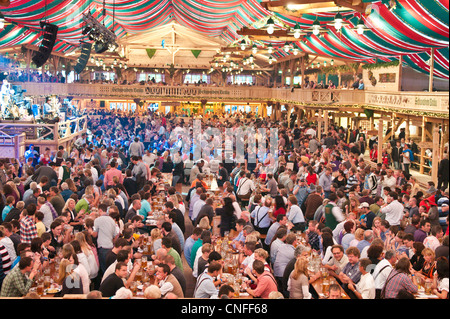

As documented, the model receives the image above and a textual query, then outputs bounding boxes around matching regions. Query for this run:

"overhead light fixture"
[240,39,246,50]
[334,12,343,30]
[355,17,370,35]
[293,47,299,55]
[312,18,321,36]
[268,56,273,64]
[317,62,320,68]
[283,42,290,52]
[266,17,275,35]
[323,61,327,67]
[249,54,254,63]
[293,23,302,39]
[267,43,273,54]
[252,44,258,55]
[82,12,118,53]
[330,59,334,65]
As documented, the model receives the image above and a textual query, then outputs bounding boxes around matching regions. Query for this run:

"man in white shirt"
[240,241,256,273]
[236,172,255,198]
[381,169,396,193]
[423,225,444,251]
[379,191,404,226]
[347,258,375,299]
[194,261,221,299]
[142,149,157,167]
[372,249,397,299]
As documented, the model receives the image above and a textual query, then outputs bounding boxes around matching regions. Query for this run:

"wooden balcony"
[0,116,87,158]
[14,82,448,118]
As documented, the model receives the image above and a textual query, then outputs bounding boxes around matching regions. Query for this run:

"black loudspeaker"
[74,41,92,74]
[32,22,59,68]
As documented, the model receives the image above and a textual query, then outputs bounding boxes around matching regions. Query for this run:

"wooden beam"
[378,118,383,163]
[431,124,440,184]
[262,0,366,13]
[237,27,291,38]
[420,116,427,174]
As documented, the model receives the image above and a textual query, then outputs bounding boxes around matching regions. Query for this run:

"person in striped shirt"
[19,208,38,245]
[381,257,418,299]
[0,243,12,280]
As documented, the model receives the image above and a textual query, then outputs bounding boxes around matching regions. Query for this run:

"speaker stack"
[32,21,59,68]
[74,41,92,74]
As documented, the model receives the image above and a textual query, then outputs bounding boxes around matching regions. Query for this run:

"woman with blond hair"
[349,227,364,248]
[75,232,99,281]
[62,198,84,231]
[150,227,162,253]
[85,185,100,207]
[55,256,84,297]
[288,257,312,299]
[419,248,436,280]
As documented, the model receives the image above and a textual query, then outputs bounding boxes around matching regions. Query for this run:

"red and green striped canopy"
[0,0,448,78]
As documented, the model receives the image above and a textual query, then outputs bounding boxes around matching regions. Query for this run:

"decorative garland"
[361,60,400,70]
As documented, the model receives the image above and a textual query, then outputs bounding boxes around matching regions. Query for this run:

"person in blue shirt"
[401,144,414,176]
[184,227,202,269]
[358,79,364,90]
[1,196,15,222]
[139,192,152,220]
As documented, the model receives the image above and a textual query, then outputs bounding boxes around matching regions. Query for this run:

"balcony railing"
[13,82,449,116]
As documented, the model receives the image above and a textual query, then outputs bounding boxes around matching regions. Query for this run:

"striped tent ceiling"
[0,0,448,78]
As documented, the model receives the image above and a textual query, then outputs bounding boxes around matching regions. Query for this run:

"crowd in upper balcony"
[6,69,365,91]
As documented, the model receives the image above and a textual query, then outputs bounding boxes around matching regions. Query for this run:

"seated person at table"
[242,260,278,299]
[324,244,349,278]
[337,247,362,299]
[99,262,129,298]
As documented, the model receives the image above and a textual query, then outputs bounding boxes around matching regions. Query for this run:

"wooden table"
[310,276,351,299]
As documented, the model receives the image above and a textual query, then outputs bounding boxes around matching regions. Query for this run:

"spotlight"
[82,12,118,54]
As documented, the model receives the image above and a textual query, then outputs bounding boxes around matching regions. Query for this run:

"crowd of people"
[0,108,448,300]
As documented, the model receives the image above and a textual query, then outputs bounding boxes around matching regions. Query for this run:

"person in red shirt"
[242,260,278,299]
[103,161,124,189]
[272,195,286,219]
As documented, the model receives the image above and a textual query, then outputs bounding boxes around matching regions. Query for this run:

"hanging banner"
[191,50,201,58]
[146,49,157,59]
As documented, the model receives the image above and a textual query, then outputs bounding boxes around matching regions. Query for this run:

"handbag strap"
[256,207,268,227]
[237,178,249,194]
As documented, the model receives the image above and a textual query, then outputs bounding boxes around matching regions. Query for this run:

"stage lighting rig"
[82,12,118,53]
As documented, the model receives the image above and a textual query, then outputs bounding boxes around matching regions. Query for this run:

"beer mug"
[36,283,44,296]
[141,256,148,269]
[322,279,330,297]
[424,279,432,295]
